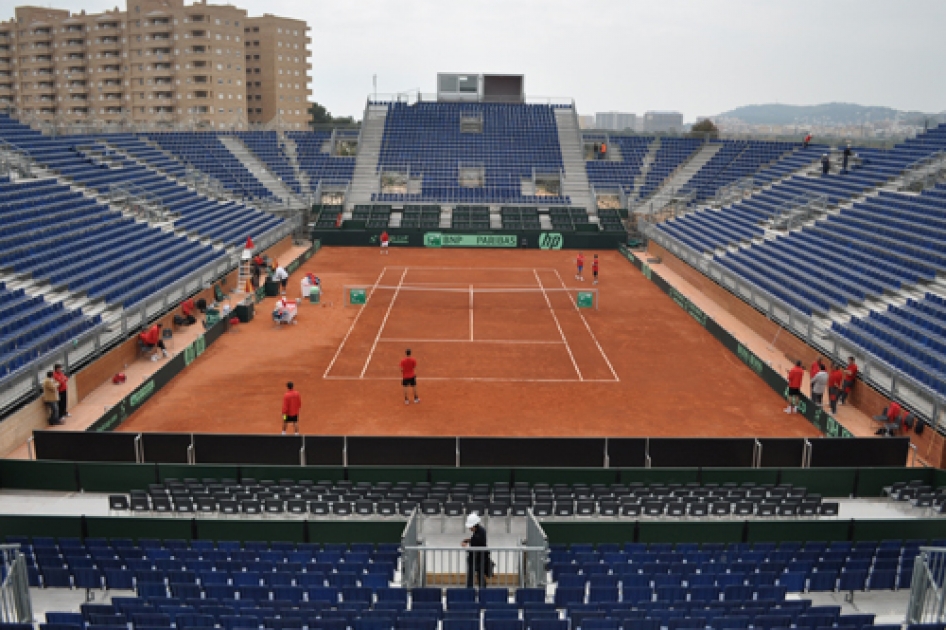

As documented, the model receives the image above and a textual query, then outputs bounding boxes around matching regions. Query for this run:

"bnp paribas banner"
[423,232,565,249]
[424,233,518,248]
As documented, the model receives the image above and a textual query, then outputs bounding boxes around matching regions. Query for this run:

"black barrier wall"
[620,246,855,439]
[310,228,625,250]
[31,432,909,468]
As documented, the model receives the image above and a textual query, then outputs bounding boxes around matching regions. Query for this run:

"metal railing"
[908,547,946,624]
[401,509,549,590]
[643,224,946,431]
[901,150,946,192]
[711,176,757,209]
[0,545,32,624]
[401,545,548,589]
[765,192,828,232]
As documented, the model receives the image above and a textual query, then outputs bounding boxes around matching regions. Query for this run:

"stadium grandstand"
[3,65,946,630]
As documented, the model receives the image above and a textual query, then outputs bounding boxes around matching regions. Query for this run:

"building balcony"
[98,22,121,30]
[188,46,208,54]
[69,94,89,101]
[98,66,122,75]
[65,67,87,76]
[63,40,87,49]
[149,48,172,56]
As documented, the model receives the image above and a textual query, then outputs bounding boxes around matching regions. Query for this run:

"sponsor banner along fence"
[312,228,625,250]
[620,245,853,438]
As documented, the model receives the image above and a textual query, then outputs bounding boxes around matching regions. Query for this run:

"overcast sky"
[33,0,946,120]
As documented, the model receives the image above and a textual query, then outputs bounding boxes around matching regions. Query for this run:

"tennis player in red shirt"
[592,254,599,285]
[576,252,585,282]
[281,381,302,435]
[380,230,390,255]
[400,348,419,405]
[784,360,805,414]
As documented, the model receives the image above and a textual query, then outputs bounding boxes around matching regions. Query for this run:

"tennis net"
[343,284,599,310]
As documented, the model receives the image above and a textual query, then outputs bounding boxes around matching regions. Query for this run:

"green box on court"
[349,288,367,305]
[577,292,595,309]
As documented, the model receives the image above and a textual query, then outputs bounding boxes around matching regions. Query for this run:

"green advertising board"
[349,288,367,306]
[424,233,518,248]
[538,232,564,250]
[577,291,595,309]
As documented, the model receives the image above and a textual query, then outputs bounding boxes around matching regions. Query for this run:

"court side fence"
[641,224,946,432]
[0,545,32,624]
[908,547,946,624]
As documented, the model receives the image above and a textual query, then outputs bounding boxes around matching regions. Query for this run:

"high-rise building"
[643,111,684,133]
[595,112,636,131]
[0,0,310,130]
[244,15,310,129]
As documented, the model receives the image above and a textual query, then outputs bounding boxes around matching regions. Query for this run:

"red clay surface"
[120,247,821,438]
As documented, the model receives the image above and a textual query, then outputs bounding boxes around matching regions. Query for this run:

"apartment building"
[0,0,310,130]
[244,15,311,129]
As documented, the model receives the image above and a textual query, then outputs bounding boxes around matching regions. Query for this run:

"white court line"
[403,266,560,271]
[533,269,583,381]
[379,338,563,345]
[553,268,621,382]
[322,267,387,378]
[359,267,408,378]
[469,284,473,341]
[324,376,620,383]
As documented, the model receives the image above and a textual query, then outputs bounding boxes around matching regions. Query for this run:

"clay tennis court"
[119,247,821,438]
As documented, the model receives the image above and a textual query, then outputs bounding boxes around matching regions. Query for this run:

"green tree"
[308,102,358,127]
[690,118,719,138]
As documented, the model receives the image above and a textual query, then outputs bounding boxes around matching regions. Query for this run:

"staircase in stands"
[554,107,595,212]
[639,142,723,214]
[631,139,661,200]
[218,135,297,204]
[345,104,388,212]
[279,133,311,193]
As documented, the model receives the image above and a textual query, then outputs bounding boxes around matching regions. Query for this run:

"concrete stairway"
[554,108,595,212]
[638,142,722,213]
[218,135,296,202]
[279,132,311,194]
[631,139,661,200]
[346,104,388,210]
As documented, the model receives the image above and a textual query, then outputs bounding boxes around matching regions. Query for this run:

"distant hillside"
[717,103,941,126]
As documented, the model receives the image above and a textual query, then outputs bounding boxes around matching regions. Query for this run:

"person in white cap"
[461,512,489,588]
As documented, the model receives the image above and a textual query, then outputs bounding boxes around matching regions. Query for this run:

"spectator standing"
[809,358,823,398]
[821,154,830,175]
[811,368,829,409]
[52,364,69,419]
[827,363,845,414]
[42,371,62,426]
[600,142,608,160]
[785,360,805,414]
[842,144,852,172]
[281,381,302,435]
[803,133,812,148]
[839,356,859,405]
[462,513,489,588]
